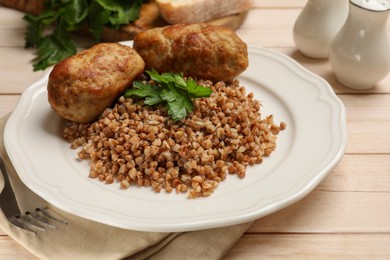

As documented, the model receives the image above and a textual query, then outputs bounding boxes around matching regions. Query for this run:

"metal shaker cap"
[350,0,390,11]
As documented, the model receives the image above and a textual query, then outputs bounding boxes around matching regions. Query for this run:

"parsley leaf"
[94,0,142,28]
[130,81,164,105]
[187,78,214,98]
[87,1,110,39]
[124,69,213,121]
[24,0,143,71]
[24,10,60,48]
[33,26,77,71]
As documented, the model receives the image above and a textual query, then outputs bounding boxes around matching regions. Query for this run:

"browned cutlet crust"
[133,23,248,83]
[47,43,145,123]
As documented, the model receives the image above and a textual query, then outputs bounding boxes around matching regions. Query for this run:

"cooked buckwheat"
[63,79,285,199]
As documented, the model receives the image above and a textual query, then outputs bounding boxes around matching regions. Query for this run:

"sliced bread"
[156,0,253,24]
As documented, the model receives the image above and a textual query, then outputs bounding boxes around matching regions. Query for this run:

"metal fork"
[0,156,67,234]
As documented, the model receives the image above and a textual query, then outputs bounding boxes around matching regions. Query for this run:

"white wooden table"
[1,1,390,258]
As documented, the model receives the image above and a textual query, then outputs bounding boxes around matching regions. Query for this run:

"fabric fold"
[0,114,251,259]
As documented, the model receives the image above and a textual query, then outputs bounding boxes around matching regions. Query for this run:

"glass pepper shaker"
[293,0,349,59]
[329,0,390,89]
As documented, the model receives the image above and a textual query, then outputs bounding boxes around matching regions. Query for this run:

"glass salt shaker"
[329,0,390,89]
[293,0,349,58]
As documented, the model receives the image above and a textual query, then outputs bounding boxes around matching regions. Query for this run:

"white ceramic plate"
[4,43,347,232]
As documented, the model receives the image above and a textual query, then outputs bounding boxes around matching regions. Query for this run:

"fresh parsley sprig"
[24,0,143,71]
[124,69,213,121]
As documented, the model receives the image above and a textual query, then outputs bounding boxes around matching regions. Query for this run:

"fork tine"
[10,215,39,234]
[1,156,67,233]
[36,208,68,225]
[8,216,34,232]
[9,207,68,234]
[26,210,56,229]
[19,213,46,232]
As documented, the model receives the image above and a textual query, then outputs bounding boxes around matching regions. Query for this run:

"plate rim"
[4,44,348,232]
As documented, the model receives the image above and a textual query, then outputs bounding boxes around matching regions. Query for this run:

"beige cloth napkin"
[0,114,252,259]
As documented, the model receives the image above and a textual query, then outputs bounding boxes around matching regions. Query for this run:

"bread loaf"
[156,0,253,24]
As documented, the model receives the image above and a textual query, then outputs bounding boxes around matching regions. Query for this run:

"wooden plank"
[0,5,25,26]
[0,95,19,117]
[236,9,299,47]
[338,94,390,153]
[0,7,27,48]
[319,154,390,192]
[269,47,390,94]
[340,94,390,121]
[249,186,390,233]
[254,0,306,8]
[1,2,390,260]
[226,234,390,259]
[346,120,390,154]
[0,47,47,94]
[248,154,390,233]
[0,27,26,47]
[0,236,37,259]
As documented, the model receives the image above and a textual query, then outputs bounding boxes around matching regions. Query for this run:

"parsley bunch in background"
[24,0,144,71]
[125,69,213,121]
